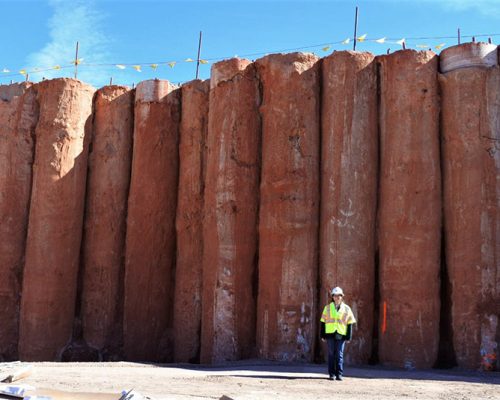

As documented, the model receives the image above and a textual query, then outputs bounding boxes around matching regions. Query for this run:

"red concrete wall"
[18,78,94,361]
[440,43,500,370]
[377,50,441,369]
[200,59,261,364]
[255,53,320,362]
[123,80,180,362]
[0,47,497,368]
[80,86,134,357]
[0,83,38,360]
[320,51,378,365]
[173,79,209,363]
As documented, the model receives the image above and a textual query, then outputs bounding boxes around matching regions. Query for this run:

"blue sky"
[1,0,500,88]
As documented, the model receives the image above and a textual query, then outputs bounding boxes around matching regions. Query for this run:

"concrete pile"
[378,50,442,369]
[201,59,260,364]
[123,80,180,362]
[0,83,37,361]
[173,79,209,363]
[320,51,377,365]
[81,86,134,358]
[18,79,94,361]
[440,43,500,371]
[0,43,498,371]
[256,53,320,362]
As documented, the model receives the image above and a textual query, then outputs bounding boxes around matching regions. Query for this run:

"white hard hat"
[331,287,344,296]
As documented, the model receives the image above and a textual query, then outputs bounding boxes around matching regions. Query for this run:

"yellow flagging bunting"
[0,33,479,81]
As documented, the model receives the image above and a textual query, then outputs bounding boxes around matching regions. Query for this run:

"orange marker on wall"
[381,301,387,334]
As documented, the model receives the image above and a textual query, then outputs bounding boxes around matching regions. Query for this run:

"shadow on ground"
[131,359,500,385]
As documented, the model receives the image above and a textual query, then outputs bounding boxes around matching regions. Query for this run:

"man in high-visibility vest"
[320,286,356,381]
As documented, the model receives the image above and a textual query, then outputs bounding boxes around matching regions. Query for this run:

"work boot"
[335,375,343,381]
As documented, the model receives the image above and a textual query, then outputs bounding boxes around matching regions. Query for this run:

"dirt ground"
[3,360,498,400]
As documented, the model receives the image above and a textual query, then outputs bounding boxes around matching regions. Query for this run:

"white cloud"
[26,0,115,88]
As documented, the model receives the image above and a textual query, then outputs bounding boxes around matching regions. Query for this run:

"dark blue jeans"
[327,337,346,378]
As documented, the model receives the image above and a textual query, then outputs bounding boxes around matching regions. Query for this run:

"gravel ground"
[2,361,499,400]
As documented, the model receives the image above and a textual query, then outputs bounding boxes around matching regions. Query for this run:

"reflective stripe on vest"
[320,303,353,335]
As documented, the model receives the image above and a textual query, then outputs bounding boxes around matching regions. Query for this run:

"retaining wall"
[0,44,498,370]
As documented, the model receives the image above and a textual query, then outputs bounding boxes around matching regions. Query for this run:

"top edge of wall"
[135,79,175,102]
[255,51,320,63]
[0,81,31,101]
[210,58,252,89]
[324,50,375,58]
[440,42,498,73]
[97,84,133,91]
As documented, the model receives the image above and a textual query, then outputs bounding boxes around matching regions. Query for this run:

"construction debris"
[0,363,33,384]
[0,385,149,400]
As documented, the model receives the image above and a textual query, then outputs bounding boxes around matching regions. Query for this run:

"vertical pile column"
[81,86,134,357]
[256,53,320,362]
[320,51,378,364]
[200,59,261,364]
[0,83,38,360]
[19,78,95,361]
[377,50,441,368]
[173,79,209,363]
[124,79,180,362]
[440,42,500,370]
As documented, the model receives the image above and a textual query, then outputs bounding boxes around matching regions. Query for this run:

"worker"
[320,286,356,381]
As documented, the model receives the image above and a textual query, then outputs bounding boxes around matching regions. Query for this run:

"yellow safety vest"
[320,302,356,335]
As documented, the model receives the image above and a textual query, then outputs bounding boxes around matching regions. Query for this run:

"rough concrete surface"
[173,79,209,363]
[123,80,180,362]
[320,51,378,365]
[0,46,498,370]
[0,83,38,360]
[377,50,442,369]
[201,59,261,364]
[80,86,134,357]
[255,53,320,362]
[18,78,95,361]
[440,57,500,370]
